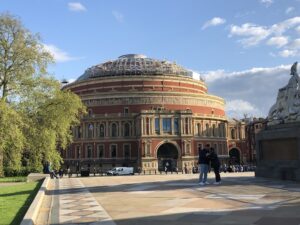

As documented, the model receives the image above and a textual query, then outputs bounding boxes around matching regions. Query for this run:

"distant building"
[62,54,248,172]
[227,119,247,164]
[245,118,267,163]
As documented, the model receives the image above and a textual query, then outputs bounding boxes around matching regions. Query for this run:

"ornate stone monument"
[256,62,300,181]
[268,62,300,125]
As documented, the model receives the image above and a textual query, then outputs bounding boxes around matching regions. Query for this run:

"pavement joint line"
[54,178,116,225]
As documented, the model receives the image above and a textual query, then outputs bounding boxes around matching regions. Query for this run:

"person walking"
[198,144,210,185]
[209,147,221,184]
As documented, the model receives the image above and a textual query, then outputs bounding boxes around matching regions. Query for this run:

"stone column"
[160,117,163,134]
[106,121,109,137]
[151,117,155,135]
[171,117,174,135]
[93,122,96,139]
[119,121,122,137]
[82,123,85,138]
[141,117,144,135]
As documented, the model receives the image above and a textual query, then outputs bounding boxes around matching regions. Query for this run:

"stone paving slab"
[40,172,300,225]
[80,172,300,225]
[49,178,116,225]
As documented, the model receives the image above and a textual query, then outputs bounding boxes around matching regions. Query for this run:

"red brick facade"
[62,54,247,172]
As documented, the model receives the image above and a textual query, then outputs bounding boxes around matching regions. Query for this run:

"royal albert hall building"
[62,54,230,172]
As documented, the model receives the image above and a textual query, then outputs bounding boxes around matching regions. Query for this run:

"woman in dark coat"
[209,148,221,184]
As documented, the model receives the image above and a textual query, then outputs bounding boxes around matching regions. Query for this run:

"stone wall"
[255,122,300,181]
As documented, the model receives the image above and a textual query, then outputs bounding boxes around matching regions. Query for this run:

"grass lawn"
[0,177,27,183]
[0,181,42,225]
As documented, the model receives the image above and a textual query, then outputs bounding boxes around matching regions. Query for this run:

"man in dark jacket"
[198,144,210,185]
[209,147,221,184]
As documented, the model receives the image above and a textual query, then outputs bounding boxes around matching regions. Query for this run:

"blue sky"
[1,0,300,118]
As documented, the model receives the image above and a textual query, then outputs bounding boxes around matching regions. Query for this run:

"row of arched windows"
[74,122,132,139]
[72,144,131,159]
[195,122,226,137]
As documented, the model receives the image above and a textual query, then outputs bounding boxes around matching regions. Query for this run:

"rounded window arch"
[205,123,209,136]
[212,124,216,137]
[111,123,118,137]
[231,129,236,139]
[124,123,130,137]
[197,123,201,136]
[88,123,93,138]
[218,124,221,137]
[99,124,105,137]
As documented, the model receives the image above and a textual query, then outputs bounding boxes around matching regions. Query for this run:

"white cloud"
[229,23,270,47]
[285,7,295,14]
[202,17,226,30]
[270,17,300,35]
[68,2,86,12]
[259,0,273,7]
[68,78,76,83]
[275,38,300,58]
[278,49,298,57]
[289,38,300,49]
[226,100,260,118]
[43,44,80,62]
[229,17,300,52]
[112,11,124,23]
[266,36,289,48]
[202,64,291,118]
[295,26,300,34]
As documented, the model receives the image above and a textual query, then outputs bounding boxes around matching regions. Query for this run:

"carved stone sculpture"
[268,62,300,125]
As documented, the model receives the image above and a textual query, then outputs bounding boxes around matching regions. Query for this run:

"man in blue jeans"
[198,144,210,185]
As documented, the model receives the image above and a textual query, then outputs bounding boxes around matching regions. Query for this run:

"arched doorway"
[157,143,178,171]
[229,148,240,164]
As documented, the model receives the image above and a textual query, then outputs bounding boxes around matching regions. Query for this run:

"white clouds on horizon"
[226,100,261,119]
[68,2,86,12]
[112,11,124,23]
[201,64,292,118]
[202,17,226,30]
[43,44,82,63]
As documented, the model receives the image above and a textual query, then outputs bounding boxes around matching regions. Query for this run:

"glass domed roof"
[77,54,192,81]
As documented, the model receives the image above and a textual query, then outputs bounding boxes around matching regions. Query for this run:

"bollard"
[143,170,145,175]
[155,170,156,175]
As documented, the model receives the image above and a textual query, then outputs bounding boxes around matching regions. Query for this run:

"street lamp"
[61,79,69,85]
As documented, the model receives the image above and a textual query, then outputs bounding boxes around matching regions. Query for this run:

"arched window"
[76,146,81,159]
[185,118,189,134]
[99,124,105,137]
[218,124,222,137]
[124,123,130,137]
[212,124,216,136]
[110,145,117,158]
[87,145,93,158]
[97,145,104,158]
[231,129,236,139]
[205,123,209,136]
[197,123,201,136]
[88,123,93,138]
[123,144,130,158]
[111,123,118,137]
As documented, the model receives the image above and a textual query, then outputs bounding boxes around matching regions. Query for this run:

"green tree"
[0,13,85,176]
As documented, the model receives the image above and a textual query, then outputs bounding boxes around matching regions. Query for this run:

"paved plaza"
[36,172,300,225]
